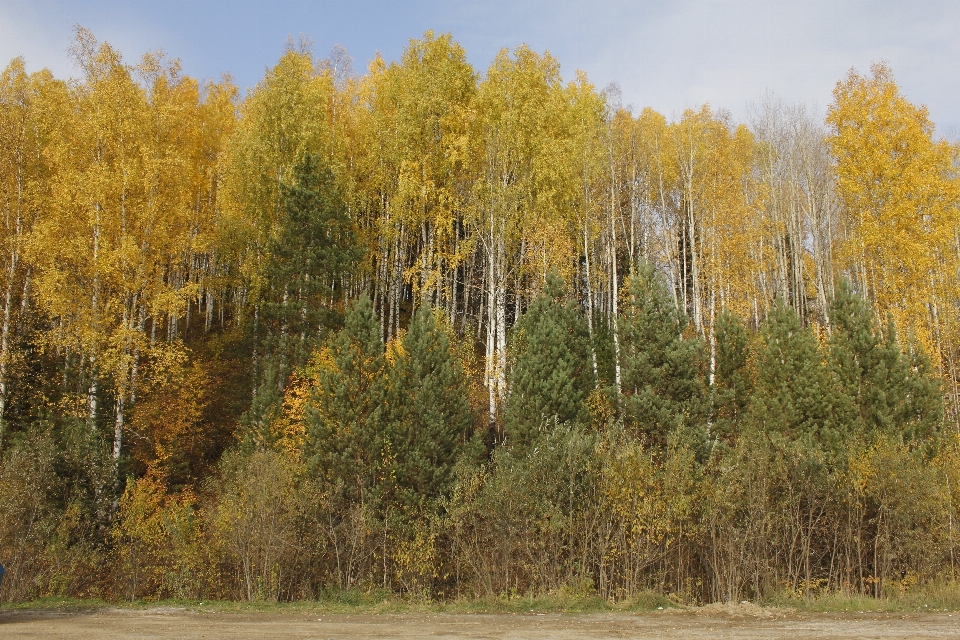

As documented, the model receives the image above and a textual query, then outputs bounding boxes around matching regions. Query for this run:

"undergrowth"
[3,583,958,613]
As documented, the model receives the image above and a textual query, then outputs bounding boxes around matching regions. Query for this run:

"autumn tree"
[29,32,213,482]
[750,96,837,325]
[827,63,960,366]
[362,32,476,342]
[471,45,568,429]
[0,59,68,447]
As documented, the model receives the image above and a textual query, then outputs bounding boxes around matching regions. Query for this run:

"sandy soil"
[1,604,958,639]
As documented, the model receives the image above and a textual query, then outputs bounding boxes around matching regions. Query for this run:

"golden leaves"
[828,63,960,358]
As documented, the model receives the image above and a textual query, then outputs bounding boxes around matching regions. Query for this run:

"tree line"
[0,28,958,603]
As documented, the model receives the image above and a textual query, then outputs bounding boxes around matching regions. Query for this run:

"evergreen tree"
[711,310,753,444]
[385,305,474,506]
[239,357,284,451]
[304,295,385,502]
[590,310,618,388]
[899,338,943,446]
[827,281,942,445]
[262,153,361,368]
[249,154,362,443]
[619,264,706,445]
[747,300,839,447]
[504,274,593,449]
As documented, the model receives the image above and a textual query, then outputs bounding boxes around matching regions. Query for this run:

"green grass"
[0,596,112,611]
[0,589,677,615]
[763,582,960,613]
[8,584,957,615]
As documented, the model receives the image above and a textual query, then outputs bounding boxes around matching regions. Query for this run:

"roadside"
[1,603,958,640]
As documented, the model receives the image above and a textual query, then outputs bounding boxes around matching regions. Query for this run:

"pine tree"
[711,310,753,444]
[898,337,943,446]
[827,281,942,445]
[248,154,361,440]
[262,153,360,366]
[239,357,285,451]
[747,300,838,447]
[504,274,593,449]
[304,295,385,502]
[385,305,474,506]
[618,264,706,445]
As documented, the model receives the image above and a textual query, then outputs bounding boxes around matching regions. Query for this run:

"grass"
[0,596,112,612]
[4,583,957,614]
[0,589,676,615]
[763,582,960,613]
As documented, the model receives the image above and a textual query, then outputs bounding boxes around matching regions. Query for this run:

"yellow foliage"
[270,369,312,459]
[113,471,206,600]
[129,342,210,481]
[828,63,960,359]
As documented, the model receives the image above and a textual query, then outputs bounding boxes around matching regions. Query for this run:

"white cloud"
[2,0,959,132]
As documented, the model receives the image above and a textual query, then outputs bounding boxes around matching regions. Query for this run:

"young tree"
[827,281,942,445]
[619,264,706,445]
[504,274,593,449]
[385,305,473,506]
[303,295,385,502]
[711,310,753,444]
[747,301,838,447]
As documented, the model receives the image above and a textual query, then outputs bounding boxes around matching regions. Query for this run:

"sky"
[2,0,960,134]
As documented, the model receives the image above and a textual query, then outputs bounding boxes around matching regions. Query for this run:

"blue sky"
[3,0,960,134]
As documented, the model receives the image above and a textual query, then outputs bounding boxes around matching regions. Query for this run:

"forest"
[0,27,959,604]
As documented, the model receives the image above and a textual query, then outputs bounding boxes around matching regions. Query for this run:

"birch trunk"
[0,174,21,443]
[88,203,101,430]
[609,150,621,393]
[583,215,599,384]
[485,205,500,429]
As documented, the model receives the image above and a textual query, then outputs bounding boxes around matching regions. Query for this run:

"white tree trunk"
[609,152,622,394]
[485,212,498,429]
[583,216,599,384]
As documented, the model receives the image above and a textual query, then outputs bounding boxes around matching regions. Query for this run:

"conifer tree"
[263,153,360,367]
[748,301,838,447]
[386,305,473,506]
[899,338,943,446]
[304,295,385,501]
[618,264,706,445]
[827,281,942,445]
[711,310,753,444]
[248,154,361,438]
[239,359,285,451]
[504,274,593,449]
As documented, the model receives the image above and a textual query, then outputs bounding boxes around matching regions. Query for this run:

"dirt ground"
[1,604,958,639]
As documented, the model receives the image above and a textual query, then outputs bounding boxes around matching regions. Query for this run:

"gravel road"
[2,604,958,639]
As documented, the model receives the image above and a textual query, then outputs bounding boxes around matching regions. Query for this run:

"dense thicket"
[0,28,959,603]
